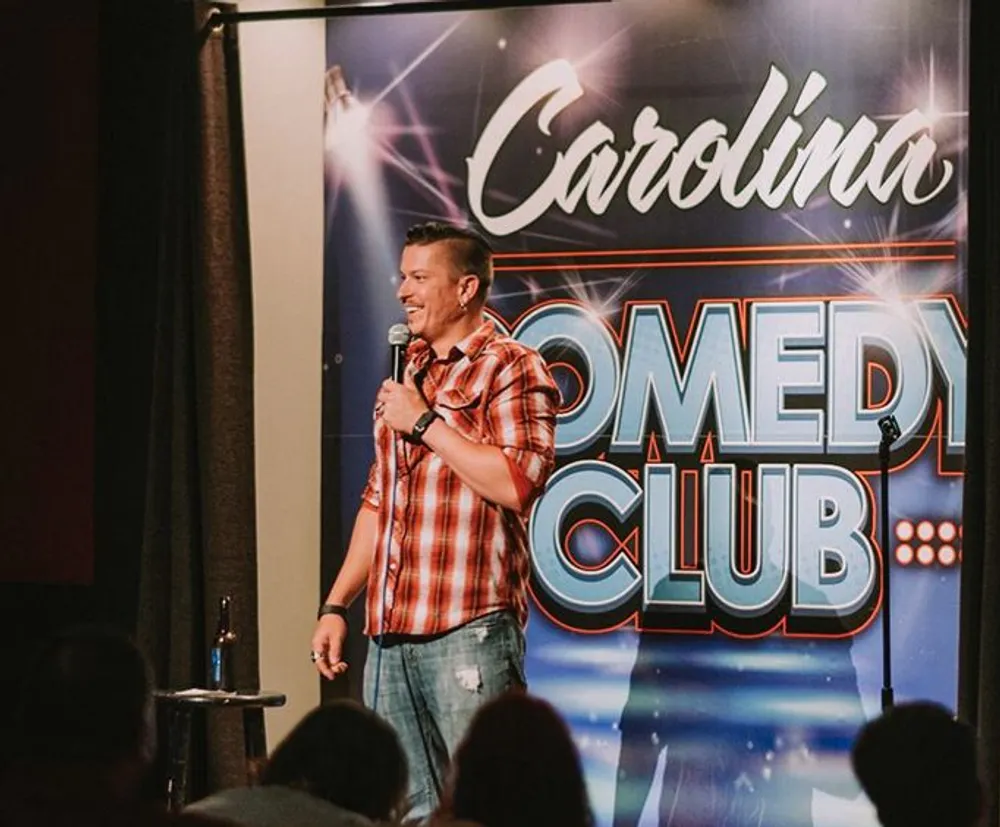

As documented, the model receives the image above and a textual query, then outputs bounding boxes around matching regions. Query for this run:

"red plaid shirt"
[361,321,559,637]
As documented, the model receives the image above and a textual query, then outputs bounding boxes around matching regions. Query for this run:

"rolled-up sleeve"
[485,351,560,510]
[361,460,380,511]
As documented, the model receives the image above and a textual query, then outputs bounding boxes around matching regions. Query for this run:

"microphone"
[388,323,411,383]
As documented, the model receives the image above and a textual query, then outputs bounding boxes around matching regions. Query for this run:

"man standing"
[311,222,559,818]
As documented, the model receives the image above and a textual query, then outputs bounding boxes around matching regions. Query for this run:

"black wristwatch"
[411,409,440,443]
[317,603,349,623]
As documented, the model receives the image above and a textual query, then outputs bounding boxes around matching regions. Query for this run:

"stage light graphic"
[895,520,914,542]
[324,62,400,359]
[894,519,962,568]
[777,46,967,302]
[939,545,957,566]
[325,65,373,159]
[916,520,935,542]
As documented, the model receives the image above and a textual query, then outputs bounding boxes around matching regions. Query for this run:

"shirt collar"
[408,319,497,370]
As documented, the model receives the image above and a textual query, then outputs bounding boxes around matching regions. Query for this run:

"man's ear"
[459,273,480,306]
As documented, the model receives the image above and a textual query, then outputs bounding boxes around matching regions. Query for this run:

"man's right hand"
[310,615,349,680]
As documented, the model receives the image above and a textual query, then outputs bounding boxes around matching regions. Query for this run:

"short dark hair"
[851,701,981,827]
[443,691,593,827]
[261,700,407,821]
[11,624,154,763]
[404,221,494,302]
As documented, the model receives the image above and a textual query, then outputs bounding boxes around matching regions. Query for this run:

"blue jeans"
[363,611,526,820]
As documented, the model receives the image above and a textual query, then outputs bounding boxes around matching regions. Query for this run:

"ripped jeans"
[363,610,526,820]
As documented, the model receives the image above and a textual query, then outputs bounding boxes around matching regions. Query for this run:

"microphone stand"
[878,414,901,711]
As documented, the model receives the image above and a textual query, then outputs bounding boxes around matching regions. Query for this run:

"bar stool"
[154,688,286,811]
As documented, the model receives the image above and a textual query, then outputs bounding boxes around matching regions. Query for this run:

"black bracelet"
[317,603,349,623]
[411,409,440,444]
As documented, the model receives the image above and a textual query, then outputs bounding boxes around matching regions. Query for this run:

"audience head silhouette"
[11,623,155,767]
[851,701,981,827]
[0,625,232,826]
[443,691,593,827]
[261,699,408,821]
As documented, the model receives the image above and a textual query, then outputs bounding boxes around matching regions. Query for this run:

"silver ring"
[310,651,322,663]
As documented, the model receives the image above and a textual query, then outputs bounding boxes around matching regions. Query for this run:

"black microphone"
[388,323,411,382]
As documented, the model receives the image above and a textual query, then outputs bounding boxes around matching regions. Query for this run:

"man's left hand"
[376,378,428,436]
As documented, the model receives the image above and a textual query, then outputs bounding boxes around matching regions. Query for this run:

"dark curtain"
[136,1,260,798]
[959,4,1000,826]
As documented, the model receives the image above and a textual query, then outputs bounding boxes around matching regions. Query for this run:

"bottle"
[209,595,237,691]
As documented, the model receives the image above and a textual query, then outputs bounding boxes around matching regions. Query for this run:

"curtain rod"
[210,0,611,26]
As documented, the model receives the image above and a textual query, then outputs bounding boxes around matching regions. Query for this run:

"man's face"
[397,241,475,343]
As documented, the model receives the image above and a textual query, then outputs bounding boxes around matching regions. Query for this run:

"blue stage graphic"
[322,3,967,825]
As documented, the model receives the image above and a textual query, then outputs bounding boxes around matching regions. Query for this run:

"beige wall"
[239,0,326,748]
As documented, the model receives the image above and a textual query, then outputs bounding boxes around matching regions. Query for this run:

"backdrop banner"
[322,3,967,825]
